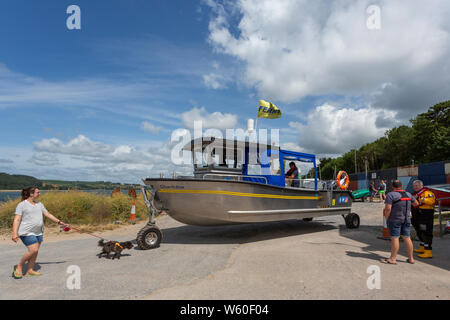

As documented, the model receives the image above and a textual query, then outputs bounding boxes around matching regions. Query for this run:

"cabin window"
[269,156,280,175]
[193,151,211,168]
[284,159,316,188]
[224,149,243,169]
[193,147,243,169]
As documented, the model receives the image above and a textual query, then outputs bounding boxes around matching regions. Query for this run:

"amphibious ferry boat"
[136,137,359,249]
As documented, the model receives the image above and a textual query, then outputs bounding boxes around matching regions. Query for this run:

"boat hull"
[144,179,353,226]
[427,184,450,208]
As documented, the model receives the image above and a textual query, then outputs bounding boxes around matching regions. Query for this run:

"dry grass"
[0,191,148,230]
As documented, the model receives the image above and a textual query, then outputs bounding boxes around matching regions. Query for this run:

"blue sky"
[1,1,449,182]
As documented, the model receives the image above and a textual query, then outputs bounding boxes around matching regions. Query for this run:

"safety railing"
[202,173,268,185]
[436,197,450,238]
[285,178,306,188]
[285,178,329,190]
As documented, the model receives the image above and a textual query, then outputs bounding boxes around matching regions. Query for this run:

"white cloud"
[141,121,162,134]
[33,135,158,166]
[34,135,113,157]
[206,0,450,115]
[289,103,398,155]
[28,135,194,183]
[30,153,59,166]
[203,73,228,89]
[280,142,305,153]
[181,107,238,129]
[202,60,235,89]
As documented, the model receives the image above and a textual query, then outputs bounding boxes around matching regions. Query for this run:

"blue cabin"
[185,137,318,190]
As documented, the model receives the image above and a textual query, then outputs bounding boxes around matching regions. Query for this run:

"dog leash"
[66,226,128,249]
[68,225,111,242]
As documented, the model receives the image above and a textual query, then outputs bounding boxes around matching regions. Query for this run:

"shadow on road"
[12,261,66,276]
[35,261,67,265]
[157,219,337,245]
[339,225,450,272]
[97,253,132,259]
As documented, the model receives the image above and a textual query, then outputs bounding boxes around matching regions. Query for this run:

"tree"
[410,101,450,163]
[315,100,450,179]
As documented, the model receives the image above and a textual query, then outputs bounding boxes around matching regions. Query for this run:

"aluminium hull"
[144,178,353,226]
[427,184,450,208]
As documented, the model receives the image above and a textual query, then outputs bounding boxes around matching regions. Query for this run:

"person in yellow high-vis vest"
[411,180,436,259]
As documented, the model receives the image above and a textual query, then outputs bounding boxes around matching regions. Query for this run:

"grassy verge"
[0,191,148,231]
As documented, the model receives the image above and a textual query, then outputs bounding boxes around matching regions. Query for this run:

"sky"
[0,0,449,183]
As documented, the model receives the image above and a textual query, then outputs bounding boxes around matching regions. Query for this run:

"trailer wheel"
[302,218,313,222]
[345,213,360,229]
[136,224,162,250]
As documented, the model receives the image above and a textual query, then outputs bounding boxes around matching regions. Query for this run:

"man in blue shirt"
[381,180,419,265]
[285,162,300,187]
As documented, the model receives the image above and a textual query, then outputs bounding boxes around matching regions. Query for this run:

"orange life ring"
[336,171,349,190]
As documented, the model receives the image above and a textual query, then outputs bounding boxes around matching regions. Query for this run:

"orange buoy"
[336,171,349,190]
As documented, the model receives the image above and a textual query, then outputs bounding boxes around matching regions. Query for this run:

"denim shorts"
[20,235,43,246]
[387,221,411,238]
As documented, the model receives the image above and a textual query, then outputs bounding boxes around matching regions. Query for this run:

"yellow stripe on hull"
[158,189,321,200]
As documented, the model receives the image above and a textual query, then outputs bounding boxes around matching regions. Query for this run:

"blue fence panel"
[421,174,447,186]
[418,162,446,187]
[358,179,367,190]
[377,168,397,180]
[419,162,445,176]
[357,173,366,180]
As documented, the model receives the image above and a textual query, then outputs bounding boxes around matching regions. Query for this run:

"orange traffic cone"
[128,199,136,223]
[378,216,390,240]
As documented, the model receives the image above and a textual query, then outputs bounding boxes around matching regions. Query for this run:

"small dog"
[98,239,133,259]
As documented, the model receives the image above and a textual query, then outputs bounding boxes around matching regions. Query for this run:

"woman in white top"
[11,187,68,278]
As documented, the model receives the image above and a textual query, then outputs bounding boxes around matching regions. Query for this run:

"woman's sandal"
[406,259,415,264]
[13,265,23,279]
[25,271,42,276]
[380,258,397,265]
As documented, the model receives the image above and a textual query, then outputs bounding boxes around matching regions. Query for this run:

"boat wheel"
[136,224,162,250]
[345,213,360,229]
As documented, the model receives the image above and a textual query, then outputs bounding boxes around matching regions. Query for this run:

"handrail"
[285,178,325,190]
[202,173,268,184]
[436,197,450,238]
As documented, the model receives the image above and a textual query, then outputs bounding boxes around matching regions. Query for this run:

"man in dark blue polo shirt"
[381,180,419,265]
[285,162,300,187]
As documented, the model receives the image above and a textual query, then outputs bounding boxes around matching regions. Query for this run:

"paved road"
[1,203,449,299]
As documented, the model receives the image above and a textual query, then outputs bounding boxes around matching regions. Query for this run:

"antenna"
[247,118,255,133]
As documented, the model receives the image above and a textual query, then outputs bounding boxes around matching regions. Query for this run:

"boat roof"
[182,137,278,152]
[183,137,316,163]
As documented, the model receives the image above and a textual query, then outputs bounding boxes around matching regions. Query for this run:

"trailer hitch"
[141,186,159,225]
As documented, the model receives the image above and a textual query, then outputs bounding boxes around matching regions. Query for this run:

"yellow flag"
[257,100,281,119]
